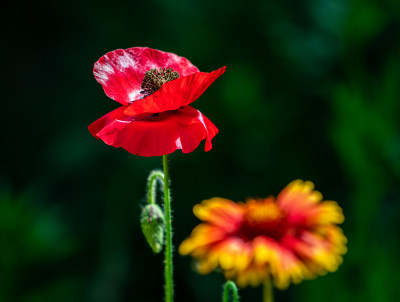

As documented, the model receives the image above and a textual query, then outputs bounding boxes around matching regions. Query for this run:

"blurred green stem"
[263,277,273,302]
[163,155,174,302]
[223,281,239,302]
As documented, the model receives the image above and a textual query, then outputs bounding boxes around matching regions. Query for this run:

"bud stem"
[163,154,174,302]
[147,170,164,205]
[223,281,240,302]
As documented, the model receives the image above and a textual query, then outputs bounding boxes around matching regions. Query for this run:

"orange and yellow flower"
[179,180,347,289]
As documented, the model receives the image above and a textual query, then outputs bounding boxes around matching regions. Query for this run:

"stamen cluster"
[141,67,180,96]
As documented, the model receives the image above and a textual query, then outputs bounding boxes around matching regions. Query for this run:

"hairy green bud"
[140,204,165,253]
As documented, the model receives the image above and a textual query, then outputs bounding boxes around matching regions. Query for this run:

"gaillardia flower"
[179,180,347,289]
[89,47,225,156]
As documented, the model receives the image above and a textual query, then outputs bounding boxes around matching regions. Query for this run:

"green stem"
[263,277,273,302]
[163,155,173,302]
[223,281,239,302]
[147,170,164,204]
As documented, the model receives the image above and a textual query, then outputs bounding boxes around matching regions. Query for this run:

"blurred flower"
[88,47,225,156]
[179,180,347,289]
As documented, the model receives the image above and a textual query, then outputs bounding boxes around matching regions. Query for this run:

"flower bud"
[140,204,165,253]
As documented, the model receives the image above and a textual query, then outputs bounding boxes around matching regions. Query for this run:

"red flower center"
[140,67,180,96]
[235,199,291,242]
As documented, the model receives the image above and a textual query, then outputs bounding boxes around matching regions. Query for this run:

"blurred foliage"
[0,191,78,302]
[2,0,400,301]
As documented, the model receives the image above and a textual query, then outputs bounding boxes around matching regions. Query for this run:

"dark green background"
[2,0,400,301]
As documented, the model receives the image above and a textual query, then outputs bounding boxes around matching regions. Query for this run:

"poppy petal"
[88,105,218,156]
[88,106,127,139]
[123,67,226,117]
[93,47,200,105]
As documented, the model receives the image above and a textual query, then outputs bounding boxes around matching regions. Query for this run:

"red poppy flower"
[179,180,347,289]
[88,47,225,157]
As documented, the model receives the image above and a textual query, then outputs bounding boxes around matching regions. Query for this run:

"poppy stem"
[263,277,273,302]
[147,170,164,204]
[223,281,240,302]
[162,154,174,302]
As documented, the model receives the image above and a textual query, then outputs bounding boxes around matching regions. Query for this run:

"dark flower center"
[237,218,287,242]
[235,200,290,242]
[140,67,180,96]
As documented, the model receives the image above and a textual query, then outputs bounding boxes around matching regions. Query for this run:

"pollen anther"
[141,67,180,96]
